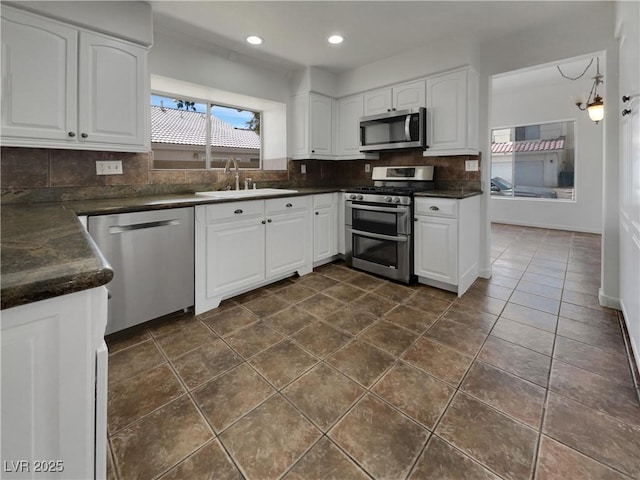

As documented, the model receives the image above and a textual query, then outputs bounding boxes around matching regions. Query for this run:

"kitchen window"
[491,121,575,201]
[150,94,261,170]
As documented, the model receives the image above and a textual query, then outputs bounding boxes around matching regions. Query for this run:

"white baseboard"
[490,219,602,234]
[598,288,621,310]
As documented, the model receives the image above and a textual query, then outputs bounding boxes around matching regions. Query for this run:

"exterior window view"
[150,94,261,170]
[491,121,575,200]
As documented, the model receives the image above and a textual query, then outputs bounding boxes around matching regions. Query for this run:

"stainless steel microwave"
[359,107,426,152]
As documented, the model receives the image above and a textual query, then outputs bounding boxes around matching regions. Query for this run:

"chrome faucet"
[244,177,253,190]
[224,158,240,191]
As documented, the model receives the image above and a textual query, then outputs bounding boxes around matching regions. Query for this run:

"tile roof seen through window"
[491,138,565,154]
[151,105,260,149]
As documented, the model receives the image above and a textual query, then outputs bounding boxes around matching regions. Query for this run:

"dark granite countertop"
[415,189,483,199]
[1,186,483,310]
[66,187,342,216]
[1,204,114,310]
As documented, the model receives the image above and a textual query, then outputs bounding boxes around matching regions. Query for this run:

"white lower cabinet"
[1,287,108,480]
[195,197,312,314]
[414,195,480,295]
[313,193,339,265]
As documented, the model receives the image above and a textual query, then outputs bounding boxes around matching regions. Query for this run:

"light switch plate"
[96,160,123,175]
[365,163,371,173]
[300,164,306,174]
[465,160,479,172]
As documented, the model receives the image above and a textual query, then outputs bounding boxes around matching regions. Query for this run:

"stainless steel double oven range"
[345,166,434,283]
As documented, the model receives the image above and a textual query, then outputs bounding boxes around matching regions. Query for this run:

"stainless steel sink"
[195,188,298,199]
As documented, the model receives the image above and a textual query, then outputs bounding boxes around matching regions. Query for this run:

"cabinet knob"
[622,109,632,116]
[315,211,319,215]
[267,218,272,223]
[81,133,88,138]
[68,131,76,137]
[286,203,293,208]
[429,206,440,211]
[261,220,266,224]
[414,217,418,221]
[311,150,315,153]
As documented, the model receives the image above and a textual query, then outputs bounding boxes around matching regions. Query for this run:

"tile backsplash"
[0,147,481,204]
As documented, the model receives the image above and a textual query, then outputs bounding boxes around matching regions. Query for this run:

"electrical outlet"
[465,160,479,172]
[96,160,123,175]
[365,163,371,173]
[300,164,306,174]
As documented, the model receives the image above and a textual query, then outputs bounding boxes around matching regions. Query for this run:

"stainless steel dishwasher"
[88,207,194,334]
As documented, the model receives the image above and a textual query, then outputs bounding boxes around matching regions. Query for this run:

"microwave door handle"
[405,114,412,141]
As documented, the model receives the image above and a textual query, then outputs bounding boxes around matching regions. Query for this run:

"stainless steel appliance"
[359,107,426,152]
[88,207,194,334]
[345,166,434,283]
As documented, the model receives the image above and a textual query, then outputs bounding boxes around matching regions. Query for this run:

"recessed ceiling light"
[328,35,344,45]
[246,35,263,45]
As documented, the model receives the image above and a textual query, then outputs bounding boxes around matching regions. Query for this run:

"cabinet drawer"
[266,196,310,215]
[415,198,458,217]
[204,200,264,223]
[313,193,334,209]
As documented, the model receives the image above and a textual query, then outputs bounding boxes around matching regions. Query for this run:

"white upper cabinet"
[363,89,392,116]
[363,80,425,116]
[0,6,149,152]
[78,32,147,148]
[1,7,78,142]
[336,94,364,157]
[290,92,335,159]
[425,67,478,155]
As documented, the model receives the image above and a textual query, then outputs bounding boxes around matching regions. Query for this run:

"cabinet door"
[309,93,333,155]
[414,215,458,284]
[393,80,425,111]
[1,288,106,480]
[290,94,309,157]
[337,94,364,156]
[78,31,148,148]
[426,69,467,151]
[363,88,392,116]
[314,206,334,262]
[197,215,265,312]
[266,211,310,278]
[1,7,78,142]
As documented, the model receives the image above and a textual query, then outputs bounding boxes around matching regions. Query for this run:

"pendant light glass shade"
[587,95,604,123]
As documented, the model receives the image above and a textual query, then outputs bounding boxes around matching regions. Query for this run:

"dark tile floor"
[105,224,640,480]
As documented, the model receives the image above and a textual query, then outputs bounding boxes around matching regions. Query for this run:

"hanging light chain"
[557,58,594,81]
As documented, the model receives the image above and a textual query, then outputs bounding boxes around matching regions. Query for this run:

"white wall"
[491,69,604,233]
[149,31,291,104]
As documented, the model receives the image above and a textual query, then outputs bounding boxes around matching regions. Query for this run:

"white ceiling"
[150,1,602,75]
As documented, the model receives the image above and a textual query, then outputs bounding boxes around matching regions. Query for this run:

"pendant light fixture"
[558,57,605,124]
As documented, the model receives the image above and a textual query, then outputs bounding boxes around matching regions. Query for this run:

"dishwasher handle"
[108,219,181,234]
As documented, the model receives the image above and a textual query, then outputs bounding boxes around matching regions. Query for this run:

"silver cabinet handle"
[350,203,410,213]
[429,206,440,211]
[234,209,243,214]
[68,131,76,137]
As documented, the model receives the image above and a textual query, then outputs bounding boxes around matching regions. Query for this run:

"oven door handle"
[349,203,410,213]
[350,229,408,242]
